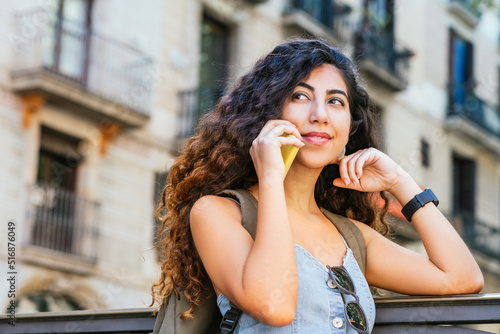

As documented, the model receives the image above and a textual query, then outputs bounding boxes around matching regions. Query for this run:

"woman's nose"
[309,102,328,124]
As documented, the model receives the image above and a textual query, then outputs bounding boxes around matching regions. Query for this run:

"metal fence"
[11,7,154,115]
[286,0,410,88]
[176,88,224,140]
[286,0,353,43]
[447,84,500,140]
[26,183,100,263]
[450,212,500,260]
[450,0,483,17]
[353,27,411,87]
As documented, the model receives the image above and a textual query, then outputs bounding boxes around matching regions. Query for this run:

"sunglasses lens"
[346,302,367,331]
[330,268,354,292]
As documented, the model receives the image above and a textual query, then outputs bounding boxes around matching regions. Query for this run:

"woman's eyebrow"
[297,82,348,98]
[327,89,348,98]
[297,82,314,91]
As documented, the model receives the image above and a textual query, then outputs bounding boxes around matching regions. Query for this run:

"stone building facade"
[1,0,499,313]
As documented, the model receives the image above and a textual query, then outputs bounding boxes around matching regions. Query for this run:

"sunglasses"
[327,265,369,334]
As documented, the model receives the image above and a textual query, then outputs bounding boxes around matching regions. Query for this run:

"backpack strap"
[320,208,367,274]
[217,189,258,239]
[216,189,259,333]
[153,277,221,334]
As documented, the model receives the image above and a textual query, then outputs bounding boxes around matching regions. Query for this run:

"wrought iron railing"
[1,294,500,333]
[176,87,224,140]
[447,83,500,139]
[177,88,199,139]
[286,0,353,42]
[25,183,100,263]
[451,212,500,260]
[11,8,154,115]
[354,26,411,87]
[450,0,483,17]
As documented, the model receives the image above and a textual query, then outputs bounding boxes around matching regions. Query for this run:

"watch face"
[425,188,439,206]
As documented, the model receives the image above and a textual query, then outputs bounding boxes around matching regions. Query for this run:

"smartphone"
[281,134,299,175]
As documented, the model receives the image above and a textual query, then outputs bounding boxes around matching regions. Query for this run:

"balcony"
[283,0,352,45]
[451,212,500,261]
[175,87,224,148]
[449,0,482,27]
[446,84,500,155]
[354,26,411,91]
[22,183,100,274]
[1,294,499,333]
[10,8,154,128]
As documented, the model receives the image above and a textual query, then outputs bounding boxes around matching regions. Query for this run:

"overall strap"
[320,208,367,274]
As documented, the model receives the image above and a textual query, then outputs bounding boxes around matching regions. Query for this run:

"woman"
[151,39,483,333]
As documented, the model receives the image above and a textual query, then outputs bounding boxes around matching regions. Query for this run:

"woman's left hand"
[333,148,407,193]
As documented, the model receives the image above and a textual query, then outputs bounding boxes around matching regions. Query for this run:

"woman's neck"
[249,166,323,215]
[284,168,321,214]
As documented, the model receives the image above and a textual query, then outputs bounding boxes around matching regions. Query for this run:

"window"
[31,127,84,255]
[448,29,474,108]
[198,15,229,118]
[291,0,334,28]
[365,0,394,32]
[357,0,397,74]
[421,139,430,168]
[452,154,476,243]
[49,0,93,84]
[37,126,82,190]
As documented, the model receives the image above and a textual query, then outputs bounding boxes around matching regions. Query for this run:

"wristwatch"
[401,188,439,223]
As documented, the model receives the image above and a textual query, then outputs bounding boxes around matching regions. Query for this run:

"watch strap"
[401,188,439,222]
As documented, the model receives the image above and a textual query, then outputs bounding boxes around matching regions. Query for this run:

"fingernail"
[343,178,350,185]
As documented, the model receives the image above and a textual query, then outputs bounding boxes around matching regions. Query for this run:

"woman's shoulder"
[190,194,243,227]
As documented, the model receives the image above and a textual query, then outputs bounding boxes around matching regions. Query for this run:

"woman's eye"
[292,92,309,100]
[328,97,345,106]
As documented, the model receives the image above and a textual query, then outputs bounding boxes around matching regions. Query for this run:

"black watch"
[401,188,439,222]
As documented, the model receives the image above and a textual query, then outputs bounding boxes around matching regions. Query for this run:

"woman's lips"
[302,132,331,145]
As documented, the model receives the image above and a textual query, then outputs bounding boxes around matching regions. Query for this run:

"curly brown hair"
[150,39,389,317]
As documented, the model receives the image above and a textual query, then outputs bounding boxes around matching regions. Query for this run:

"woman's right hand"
[249,120,304,181]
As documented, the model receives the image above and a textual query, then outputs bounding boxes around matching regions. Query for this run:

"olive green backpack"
[152,189,367,334]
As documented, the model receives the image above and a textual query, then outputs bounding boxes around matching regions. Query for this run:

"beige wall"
[1,0,500,312]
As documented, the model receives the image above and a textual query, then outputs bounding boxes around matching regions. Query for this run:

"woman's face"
[281,63,351,169]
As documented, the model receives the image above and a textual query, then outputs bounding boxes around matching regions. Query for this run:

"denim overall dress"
[217,237,376,333]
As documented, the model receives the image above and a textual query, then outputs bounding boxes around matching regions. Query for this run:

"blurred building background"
[1,0,500,314]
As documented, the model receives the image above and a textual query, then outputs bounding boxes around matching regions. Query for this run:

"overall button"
[327,279,336,289]
[332,317,343,328]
